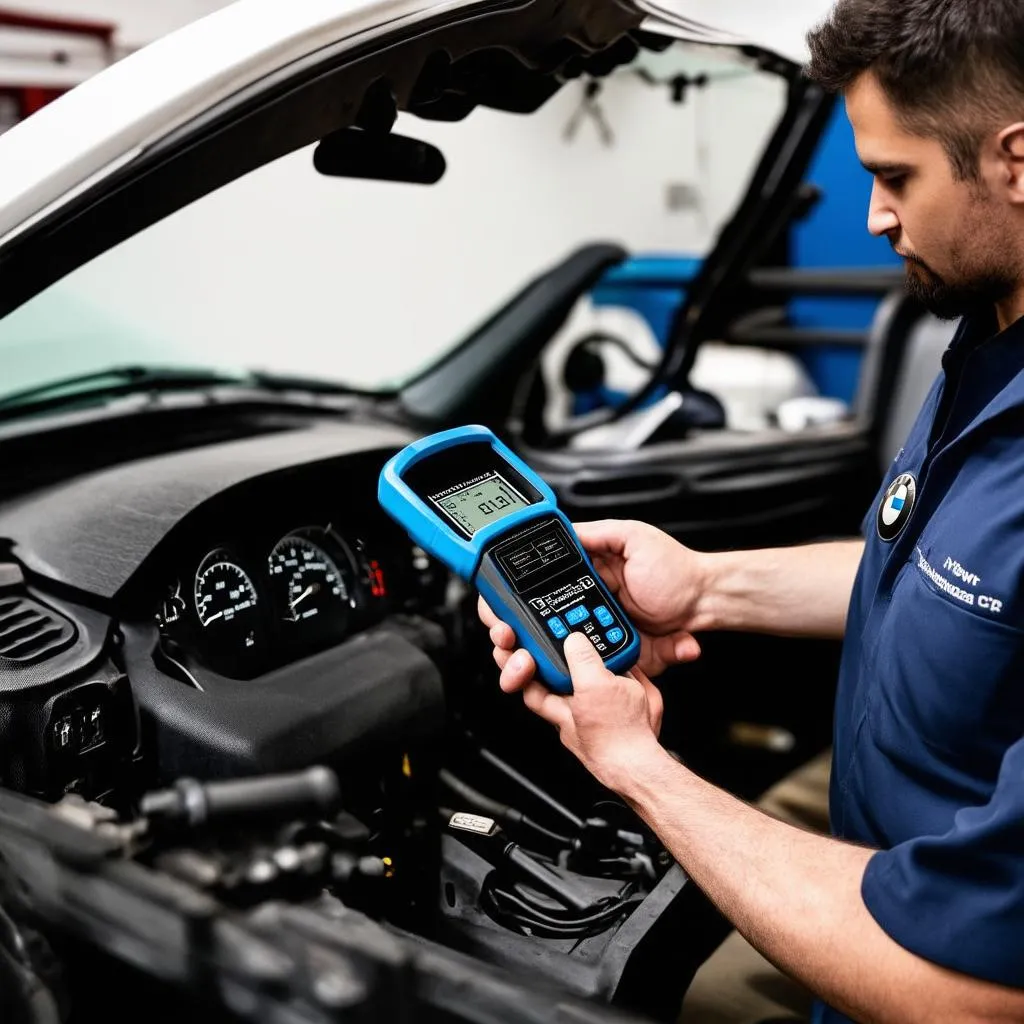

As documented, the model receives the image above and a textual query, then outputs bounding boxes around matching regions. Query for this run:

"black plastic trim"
[122,618,446,780]
[399,244,627,426]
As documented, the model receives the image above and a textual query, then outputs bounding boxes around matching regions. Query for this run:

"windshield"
[0,45,784,399]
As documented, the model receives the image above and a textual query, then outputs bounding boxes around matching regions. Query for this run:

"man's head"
[807,1,1024,321]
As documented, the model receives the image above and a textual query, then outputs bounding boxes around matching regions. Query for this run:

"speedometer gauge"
[193,549,262,658]
[268,528,356,645]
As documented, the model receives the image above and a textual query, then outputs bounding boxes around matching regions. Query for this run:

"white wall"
[0,2,228,92]
[1,0,229,50]
[0,4,787,392]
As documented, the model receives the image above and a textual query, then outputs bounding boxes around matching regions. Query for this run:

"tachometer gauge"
[268,528,356,645]
[194,549,261,655]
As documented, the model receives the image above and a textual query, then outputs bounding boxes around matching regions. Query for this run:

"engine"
[0,426,703,1024]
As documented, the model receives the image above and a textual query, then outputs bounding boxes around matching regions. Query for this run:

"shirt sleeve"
[861,734,1024,987]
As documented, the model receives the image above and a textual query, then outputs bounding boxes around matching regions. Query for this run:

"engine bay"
[0,412,704,1024]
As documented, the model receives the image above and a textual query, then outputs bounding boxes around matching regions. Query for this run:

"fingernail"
[509,653,525,673]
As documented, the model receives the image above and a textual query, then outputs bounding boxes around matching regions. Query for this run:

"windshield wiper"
[0,365,251,410]
[0,365,367,422]
[247,370,378,396]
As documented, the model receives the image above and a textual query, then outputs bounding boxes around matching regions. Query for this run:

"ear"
[996,123,1024,203]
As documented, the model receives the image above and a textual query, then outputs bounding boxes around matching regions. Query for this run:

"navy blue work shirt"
[816,310,1024,1023]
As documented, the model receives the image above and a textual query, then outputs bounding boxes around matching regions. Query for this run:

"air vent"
[0,594,76,663]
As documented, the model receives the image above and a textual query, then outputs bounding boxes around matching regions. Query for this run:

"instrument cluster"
[157,521,425,680]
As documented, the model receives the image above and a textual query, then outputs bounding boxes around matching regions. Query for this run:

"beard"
[899,250,1015,322]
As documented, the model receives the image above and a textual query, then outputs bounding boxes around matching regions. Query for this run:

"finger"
[522,680,572,729]
[643,632,701,675]
[642,677,664,735]
[479,596,516,650]
[638,635,672,677]
[675,632,702,663]
[589,553,624,595]
[489,621,516,651]
[492,646,513,670]
[651,631,701,666]
[627,665,664,735]
[562,631,614,692]
[573,520,631,558]
[477,596,499,629]
[499,648,537,694]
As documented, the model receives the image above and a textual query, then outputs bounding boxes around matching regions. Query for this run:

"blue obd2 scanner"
[378,425,640,693]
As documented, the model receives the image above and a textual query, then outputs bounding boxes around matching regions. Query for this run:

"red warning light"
[369,559,387,598]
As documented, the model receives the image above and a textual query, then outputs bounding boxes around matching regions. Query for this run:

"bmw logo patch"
[877,473,916,541]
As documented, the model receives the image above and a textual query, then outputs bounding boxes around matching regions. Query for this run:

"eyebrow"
[860,160,912,176]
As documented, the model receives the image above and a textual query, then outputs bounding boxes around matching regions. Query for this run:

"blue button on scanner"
[547,616,569,639]
[605,627,624,645]
[565,605,590,626]
[594,605,614,627]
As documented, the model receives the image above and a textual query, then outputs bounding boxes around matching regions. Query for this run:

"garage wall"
[0,2,787,390]
[1,0,228,50]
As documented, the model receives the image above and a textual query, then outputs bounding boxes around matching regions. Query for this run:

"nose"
[867,179,900,238]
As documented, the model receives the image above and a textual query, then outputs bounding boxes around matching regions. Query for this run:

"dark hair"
[806,0,1024,179]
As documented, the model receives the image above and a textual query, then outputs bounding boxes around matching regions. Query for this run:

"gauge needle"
[204,610,224,624]
[290,586,314,610]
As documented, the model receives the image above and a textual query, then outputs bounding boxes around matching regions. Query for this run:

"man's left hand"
[492,628,664,792]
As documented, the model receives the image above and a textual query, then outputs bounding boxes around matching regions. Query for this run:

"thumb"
[563,631,609,691]
[573,520,627,558]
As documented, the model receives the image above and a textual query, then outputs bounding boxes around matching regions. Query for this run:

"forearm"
[614,744,1024,1024]
[694,539,864,638]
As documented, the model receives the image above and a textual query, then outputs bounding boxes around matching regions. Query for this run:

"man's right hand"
[479,519,707,690]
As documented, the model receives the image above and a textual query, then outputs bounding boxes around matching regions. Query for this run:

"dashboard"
[159,519,416,681]
[0,420,454,794]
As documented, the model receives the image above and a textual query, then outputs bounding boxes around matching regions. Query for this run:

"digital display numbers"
[431,472,531,537]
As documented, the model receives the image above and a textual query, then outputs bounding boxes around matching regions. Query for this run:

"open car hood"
[635,0,834,65]
[0,0,832,320]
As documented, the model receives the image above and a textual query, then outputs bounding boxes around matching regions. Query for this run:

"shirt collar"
[943,309,997,364]
[932,309,1024,447]
[942,309,1024,373]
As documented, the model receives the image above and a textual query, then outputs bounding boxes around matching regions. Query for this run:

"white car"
[0,2,945,1022]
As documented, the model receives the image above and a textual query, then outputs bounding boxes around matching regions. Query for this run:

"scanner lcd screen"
[430,471,531,537]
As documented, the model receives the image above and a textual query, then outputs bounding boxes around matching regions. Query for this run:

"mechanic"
[480,2,1024,1022]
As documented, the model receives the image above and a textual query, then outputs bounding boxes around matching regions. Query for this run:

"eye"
[883,174,908,192]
